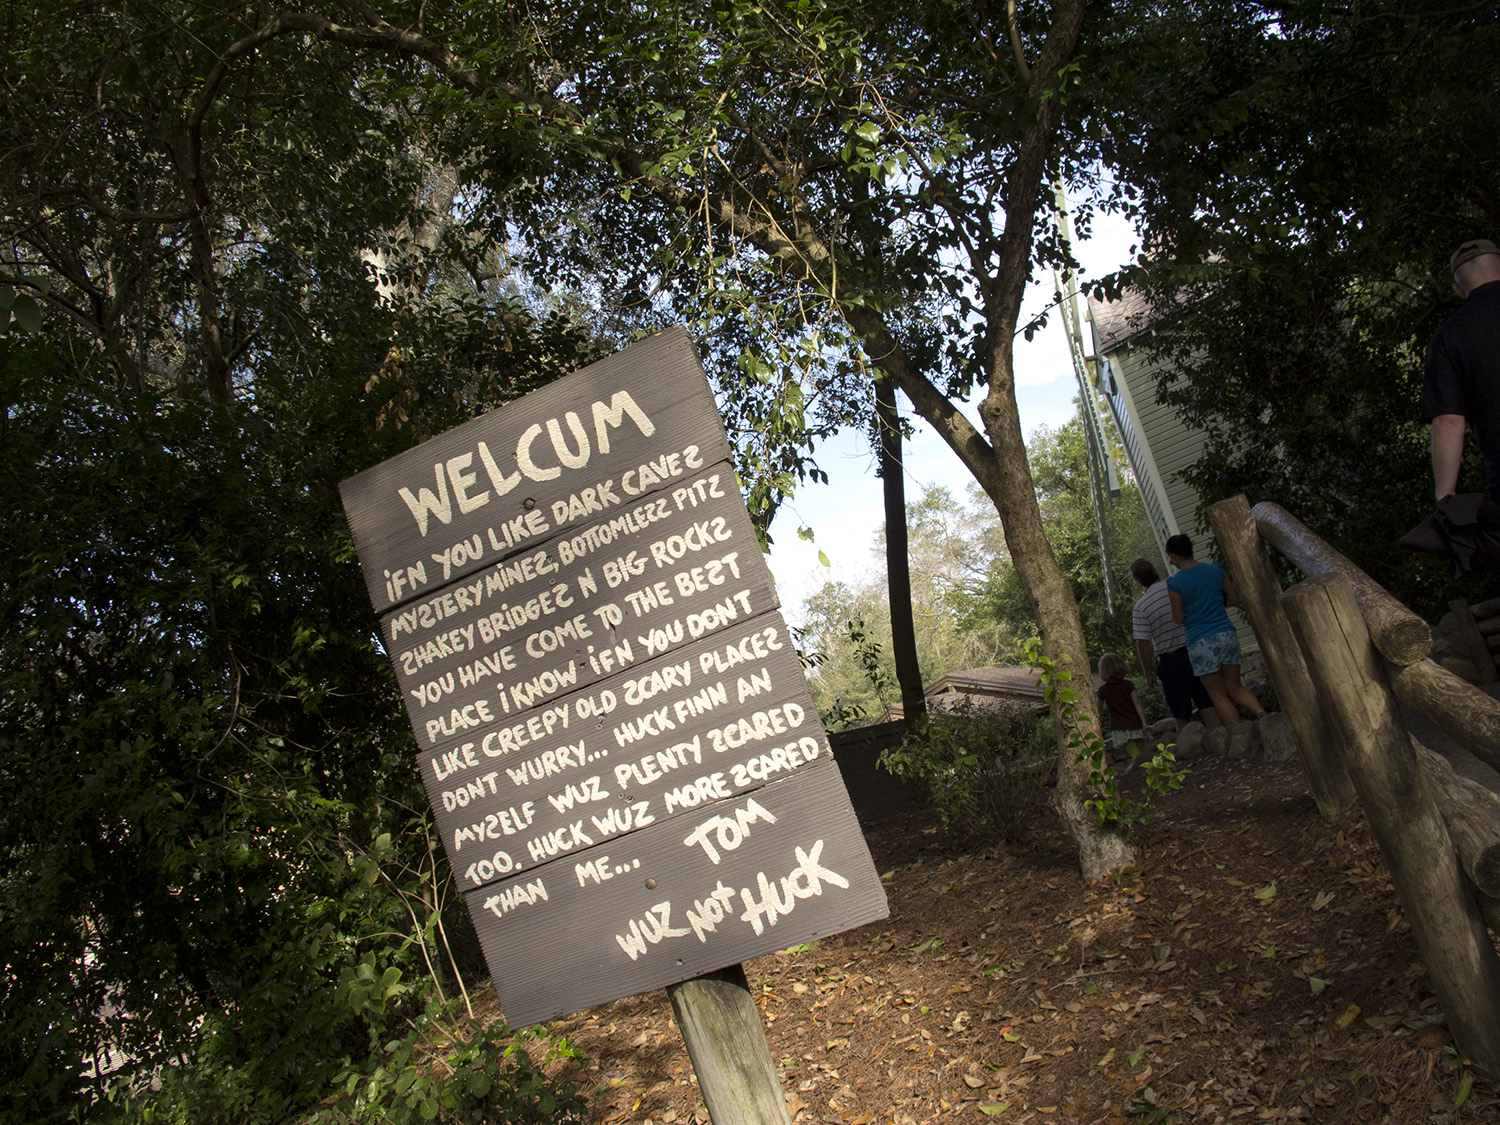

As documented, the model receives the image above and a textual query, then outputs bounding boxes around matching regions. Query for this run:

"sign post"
[340,327,886,1116]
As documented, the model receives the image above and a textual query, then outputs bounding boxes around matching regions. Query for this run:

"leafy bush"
[879,697,1049,842]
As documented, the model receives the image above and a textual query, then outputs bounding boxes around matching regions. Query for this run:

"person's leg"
[1159,650,1208,731]
[1188,674,1223,727]
[1195,668,1242,726]
[1219,662,1263,716]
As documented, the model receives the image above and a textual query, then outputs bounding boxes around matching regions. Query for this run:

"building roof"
[1087,288,1153,352]
[870,664,1105,724]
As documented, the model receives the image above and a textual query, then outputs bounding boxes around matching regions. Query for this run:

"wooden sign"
[340,327,733,613]
[340,328,887,1030]
[465,763,887,1027]
[424,610,828,892]
[384,466,777,737]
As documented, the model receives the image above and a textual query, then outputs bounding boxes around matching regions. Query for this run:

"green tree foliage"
[1094,0,1500,616]
[802,421,1153,725]
[0,4,599,1120]
[960,417,1156,661]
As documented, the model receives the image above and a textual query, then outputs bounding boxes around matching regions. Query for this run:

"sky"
[763,209,1140,622]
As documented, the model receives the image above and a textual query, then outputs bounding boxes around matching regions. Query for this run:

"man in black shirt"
[1424,238,1500,501]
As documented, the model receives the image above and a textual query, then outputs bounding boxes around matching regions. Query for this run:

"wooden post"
[1386,659,1500,777]
[1283,574,1500,1072]
[1416,742,1500,898]
[1253,501,1432,665]
[667,964,793,1125]
[1207,496,1356,819]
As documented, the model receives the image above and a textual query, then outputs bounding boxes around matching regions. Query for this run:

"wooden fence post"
[667,964,793,1125]
[1283,574,1500,1073]
[1207,496,1356,819]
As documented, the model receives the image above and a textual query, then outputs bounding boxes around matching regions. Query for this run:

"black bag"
[1400,493,1500,577]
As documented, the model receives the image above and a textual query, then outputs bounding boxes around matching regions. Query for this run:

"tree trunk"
[876,373,926,724]
[976,346,1134,881]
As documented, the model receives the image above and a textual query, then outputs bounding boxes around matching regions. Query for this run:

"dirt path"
[518,753,1498,1124]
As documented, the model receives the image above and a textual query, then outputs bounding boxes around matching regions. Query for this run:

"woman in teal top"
[1164,533,1263,726]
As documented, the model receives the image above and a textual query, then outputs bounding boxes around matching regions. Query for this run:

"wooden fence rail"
[1207,496,1500,1075]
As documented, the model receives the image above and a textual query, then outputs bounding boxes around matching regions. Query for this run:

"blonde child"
[1097,652,1150,772]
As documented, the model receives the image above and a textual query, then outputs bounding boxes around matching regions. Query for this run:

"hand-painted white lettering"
[669,470,723,513]
[545,774,609,814]
[504,741,588,787]
[525,819,594,862]
[431,533,484,581]
[424,697,496,745]
[463,848,518,886]
[612,705,676,747]
[484,507,551,551]
[575,855,615,886]
[481,877,548,917]
[480,704,571,758]
[588,800,655,838]
[612,735,703,787]
[647,521,734,569]
[637,618,684,657]
[662,772,732,814]
[671,680,729,724]
[506,660,581,711]
[549,479,623,526]
[614,901,689,960]
[382,560,429,604]
[681,797,776,864]
[398,622,478,678]
[685,590,754,638]
[736,667,773,702]
[554,497,673,565]
[670,549,741,596]
[523,614,593,661]
[728,736,822,788]
[623,581,676,618]
[703,703,806,755]
[621,660,693,706]
[451,802,537,851]
[442,769,507,810]
[697,625,784,675]
[737,840,849,936]
[685,882,738,942]
[430,741,479,781]
[572,688,619,719]
[585,639,636,676]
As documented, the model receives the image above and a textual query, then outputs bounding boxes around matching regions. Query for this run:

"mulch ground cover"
[487,753,1500,1124]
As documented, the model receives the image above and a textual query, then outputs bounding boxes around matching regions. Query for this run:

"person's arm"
[1223,571,1241,607]
[1131,686,1149,731]
[1170,590,1184,625]
[1432,413,1467,500]
[1135,638,1157,688]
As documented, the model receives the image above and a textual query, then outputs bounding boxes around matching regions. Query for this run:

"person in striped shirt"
[1129,557,1219,732]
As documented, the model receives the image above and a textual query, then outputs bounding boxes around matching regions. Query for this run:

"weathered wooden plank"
[1283,573,1500,1074]
[426,610,827,893]
[465,763,889,1028]
[1207,496,1355,819]
[1253,501,1432,665]
[341,327,732,612]
[386,468,775,735]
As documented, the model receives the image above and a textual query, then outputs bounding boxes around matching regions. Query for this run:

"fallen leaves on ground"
[486,757,1497,1124]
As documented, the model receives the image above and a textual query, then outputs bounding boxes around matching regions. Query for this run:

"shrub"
[879,698,1050,842]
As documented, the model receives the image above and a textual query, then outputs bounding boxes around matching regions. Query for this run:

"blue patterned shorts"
[1188,628,1242,676]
